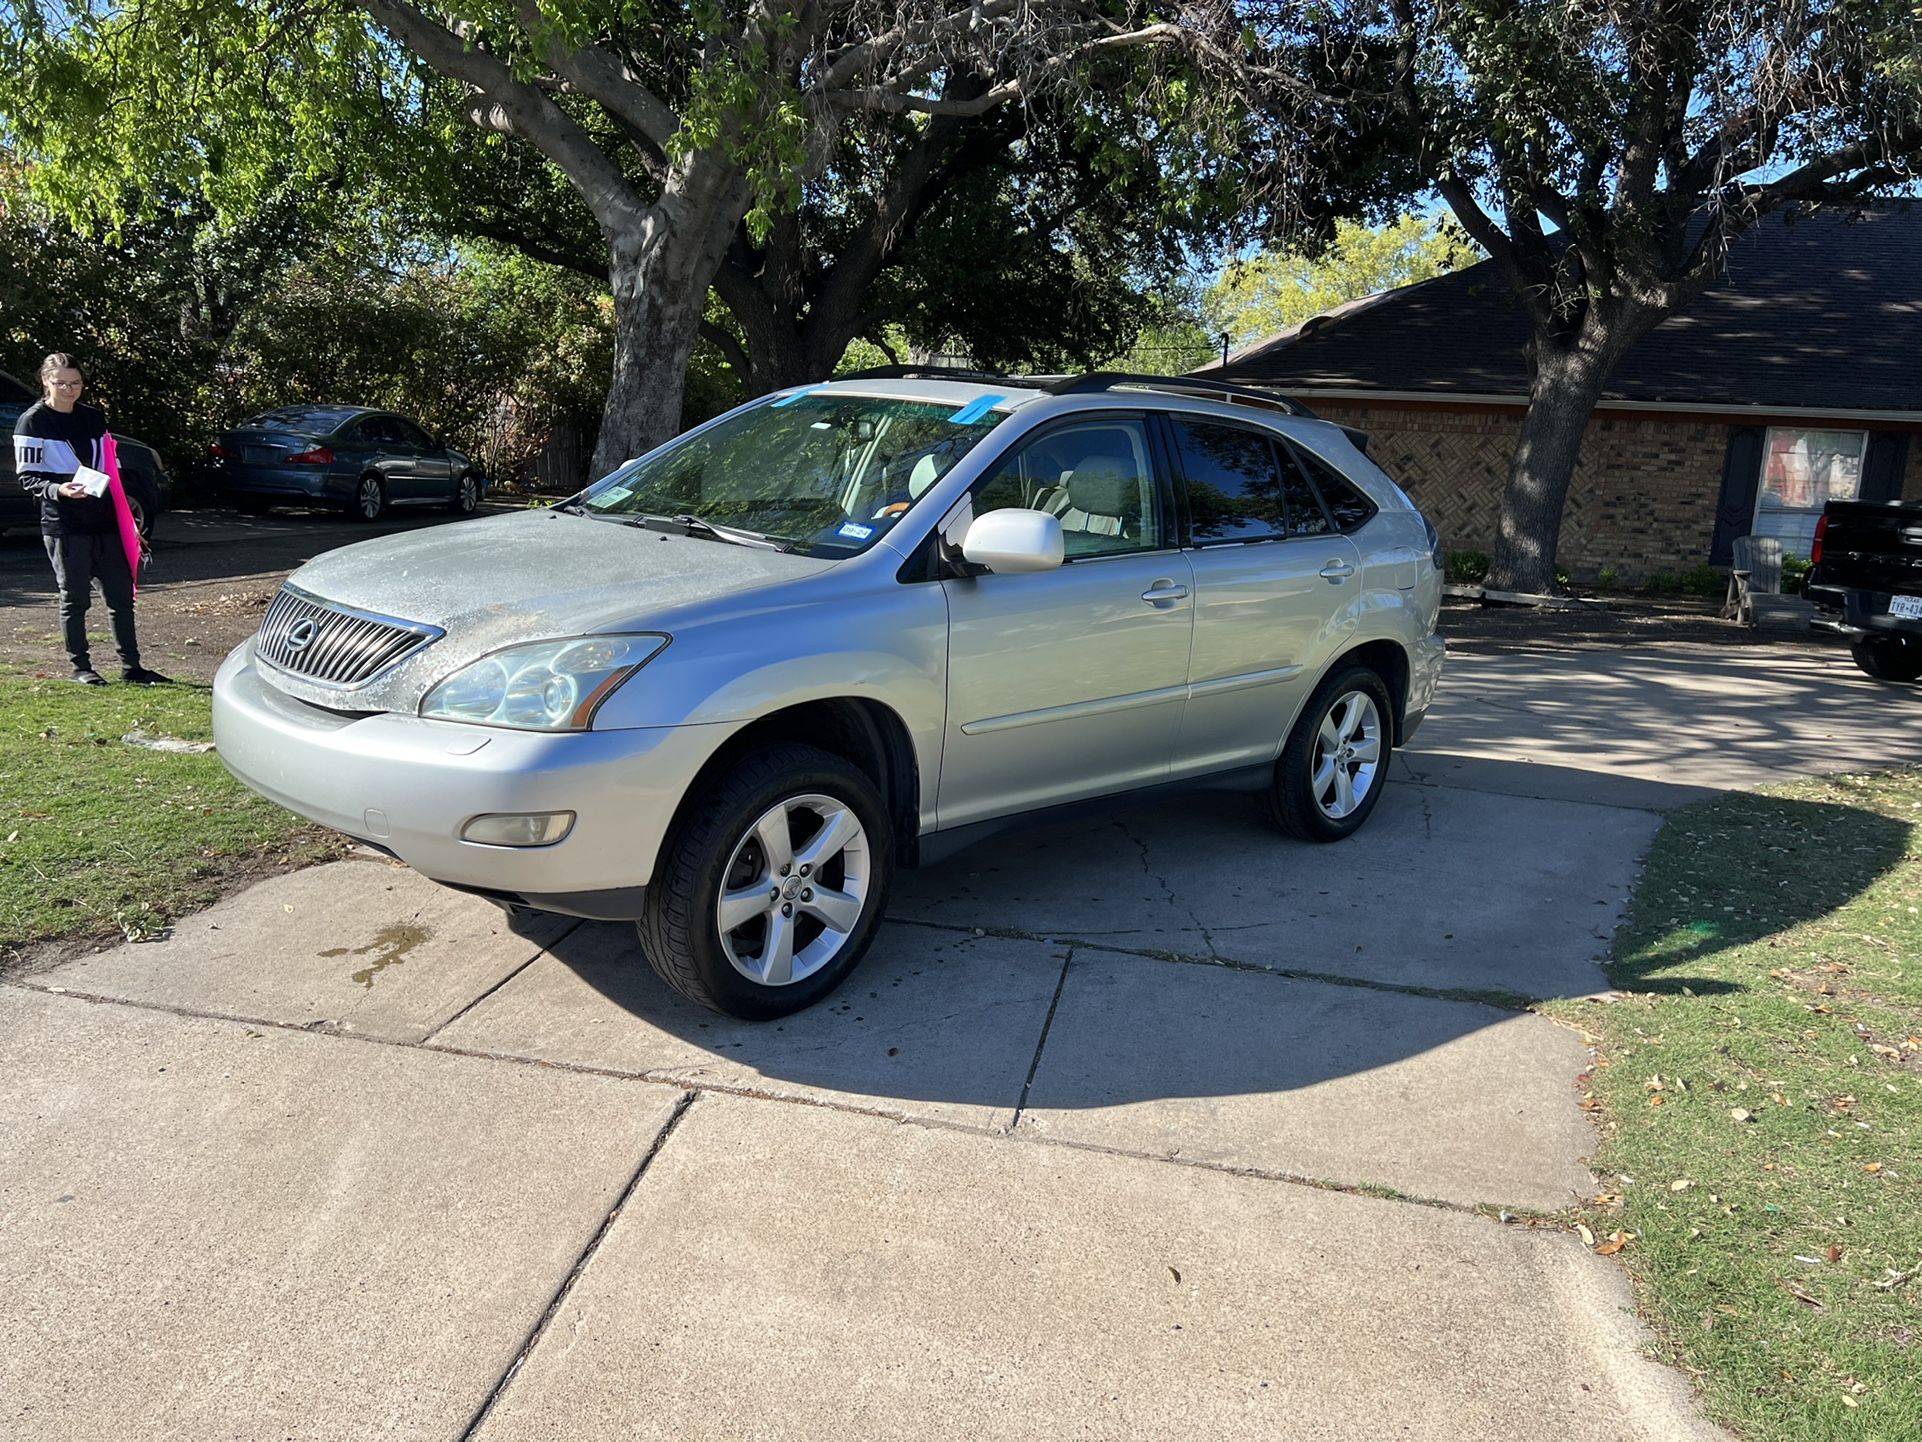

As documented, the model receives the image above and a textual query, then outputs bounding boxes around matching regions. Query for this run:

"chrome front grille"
[256,584,441,688]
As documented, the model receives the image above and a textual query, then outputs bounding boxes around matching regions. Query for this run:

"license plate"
[1890,595,1922,620]
[243,446,276,465]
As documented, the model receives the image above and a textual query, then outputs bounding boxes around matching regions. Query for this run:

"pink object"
[101,434,144,596]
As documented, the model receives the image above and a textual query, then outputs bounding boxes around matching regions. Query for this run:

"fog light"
[461,812,575,847]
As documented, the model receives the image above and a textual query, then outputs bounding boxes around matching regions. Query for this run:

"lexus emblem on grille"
[285,619,320,653]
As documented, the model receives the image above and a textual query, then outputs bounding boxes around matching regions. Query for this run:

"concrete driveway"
[5,629,1914,1440]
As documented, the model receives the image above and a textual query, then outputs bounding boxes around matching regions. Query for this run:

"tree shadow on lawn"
[1600,785,1915,998]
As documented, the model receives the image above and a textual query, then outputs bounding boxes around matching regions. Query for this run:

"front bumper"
[213,641,730,899]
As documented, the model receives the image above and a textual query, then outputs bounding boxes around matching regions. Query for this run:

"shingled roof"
[1211,205,1922,416]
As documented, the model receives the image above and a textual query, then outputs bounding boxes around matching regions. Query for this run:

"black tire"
[1851,636,1922,683]
[638,743,893,1019]
[234,496,271,516]
[448,472,481,515]
[1267,662,1396,842]
[351,474,385,522]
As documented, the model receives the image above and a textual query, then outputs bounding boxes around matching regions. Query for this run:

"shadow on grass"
[1605,788,1914,997]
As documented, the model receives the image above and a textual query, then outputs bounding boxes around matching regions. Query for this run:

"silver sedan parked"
[213,371,1445,1018]
[210,405,485,520]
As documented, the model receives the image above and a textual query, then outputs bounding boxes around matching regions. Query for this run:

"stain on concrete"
[320,923,431,990]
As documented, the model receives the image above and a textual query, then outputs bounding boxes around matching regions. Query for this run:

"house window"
[1752,428,1867,557]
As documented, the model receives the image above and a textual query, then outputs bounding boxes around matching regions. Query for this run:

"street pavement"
[8,629,1914,1440]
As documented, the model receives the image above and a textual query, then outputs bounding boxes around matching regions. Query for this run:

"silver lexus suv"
[213,371,1445,1018]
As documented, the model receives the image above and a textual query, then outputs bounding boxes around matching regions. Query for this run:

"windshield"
[579,392,1008,556]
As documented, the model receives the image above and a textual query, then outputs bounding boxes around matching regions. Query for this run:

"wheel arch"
[1328,637,1411,746]
[667,698,922,866]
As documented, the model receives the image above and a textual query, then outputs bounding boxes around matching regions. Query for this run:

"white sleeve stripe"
[13,437,82,475]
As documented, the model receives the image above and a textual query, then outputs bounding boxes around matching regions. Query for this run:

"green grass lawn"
[1550,769,1922,1441]
[0,669,344,961]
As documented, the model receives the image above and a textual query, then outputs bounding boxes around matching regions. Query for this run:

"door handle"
[1318,560,1356,582]
[1141,581,1189,605]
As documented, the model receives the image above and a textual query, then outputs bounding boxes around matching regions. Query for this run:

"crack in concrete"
[1114,819,1221,961]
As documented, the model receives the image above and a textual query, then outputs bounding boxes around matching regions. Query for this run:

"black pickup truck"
[1808,499,1922,682]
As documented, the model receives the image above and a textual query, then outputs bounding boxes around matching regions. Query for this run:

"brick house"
[1204,206,1922,585]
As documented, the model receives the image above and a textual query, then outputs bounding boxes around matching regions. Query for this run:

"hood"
[258,509,836,712]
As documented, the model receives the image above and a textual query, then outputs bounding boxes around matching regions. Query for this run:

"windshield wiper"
[628,513,788,550]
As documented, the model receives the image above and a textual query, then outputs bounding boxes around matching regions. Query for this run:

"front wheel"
[1268,664,1395,842]
[638,743,893,1019]
[1851,636,1922,683]
[448,473,480,514]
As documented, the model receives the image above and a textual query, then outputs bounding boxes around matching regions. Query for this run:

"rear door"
[1165,414,1361,778]
[361,415,419,498]
[936,414,1195,827]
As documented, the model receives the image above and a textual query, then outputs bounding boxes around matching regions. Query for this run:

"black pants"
[43,531,140,673]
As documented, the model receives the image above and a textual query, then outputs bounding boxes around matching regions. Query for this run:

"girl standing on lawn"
[12,352,167,686]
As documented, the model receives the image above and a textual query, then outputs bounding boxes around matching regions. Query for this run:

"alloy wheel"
[1310,690,1382,820]
[714,793,871,987]
[358,477,382,520]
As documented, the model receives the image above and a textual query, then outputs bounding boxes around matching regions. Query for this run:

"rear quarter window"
[1289,443,1379,532]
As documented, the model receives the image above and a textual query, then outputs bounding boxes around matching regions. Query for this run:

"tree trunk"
[593,164,749,476]
[1487,340,1618,594]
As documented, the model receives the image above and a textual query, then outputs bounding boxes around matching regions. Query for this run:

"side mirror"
[960,508,1064,574]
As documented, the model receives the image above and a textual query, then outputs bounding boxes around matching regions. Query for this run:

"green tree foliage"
[220,246,614,484]
[0,184,617,487]
[1,0,1279,472]
[1205,215,1479,350]
[1243,0,1922,592]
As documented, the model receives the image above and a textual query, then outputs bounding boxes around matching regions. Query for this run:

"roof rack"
[835,364,1316,418]
[836,365,1045,388]
[1047,371,1317,418]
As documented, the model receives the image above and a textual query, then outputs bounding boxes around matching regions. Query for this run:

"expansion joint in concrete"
[419,919,585,1045]
[456,1089,697,1442]
[888,918,1543,1014]
[1011,948,1074,1131]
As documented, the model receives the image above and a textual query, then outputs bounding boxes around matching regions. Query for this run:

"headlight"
[421,635,667,731]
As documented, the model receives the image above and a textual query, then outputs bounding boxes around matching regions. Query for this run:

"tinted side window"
[1170,418,1288,544]
[394,419,434,447]
[1290,443,1379,531]
[1272,444,1332,537]
[973,419,1163,559]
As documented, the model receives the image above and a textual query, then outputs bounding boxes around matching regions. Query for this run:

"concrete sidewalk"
[8,636,1893,1440]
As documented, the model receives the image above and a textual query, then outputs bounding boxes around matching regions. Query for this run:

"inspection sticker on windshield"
[837,522,875,540]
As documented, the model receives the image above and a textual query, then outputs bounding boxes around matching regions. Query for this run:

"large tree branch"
[700,317,751,376]
[463,220,607,281]
[828,22,1196,116]
[507,0,679,153]
[1667,127,1922,305]
[358,0,646,236]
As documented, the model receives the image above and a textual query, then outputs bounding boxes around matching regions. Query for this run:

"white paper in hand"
[72,466,111,498]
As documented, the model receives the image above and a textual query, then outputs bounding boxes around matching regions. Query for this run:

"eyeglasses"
[51,380,83,389]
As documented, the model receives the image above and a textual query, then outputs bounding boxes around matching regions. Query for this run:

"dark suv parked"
[1,369,173,538]
[211,405,485,520]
